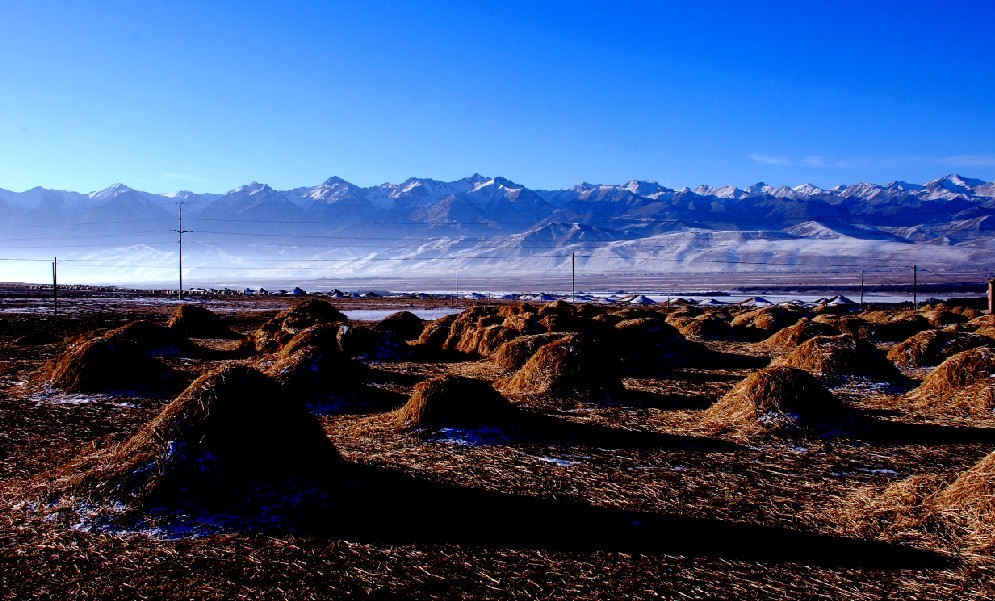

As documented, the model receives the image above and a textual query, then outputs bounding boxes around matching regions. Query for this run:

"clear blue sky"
[1,0,994,194]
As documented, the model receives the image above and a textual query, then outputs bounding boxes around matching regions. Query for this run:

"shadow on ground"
[308,462,951,570]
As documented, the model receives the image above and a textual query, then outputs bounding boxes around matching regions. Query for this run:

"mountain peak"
[89,183,134,199]
[230,181,272,195]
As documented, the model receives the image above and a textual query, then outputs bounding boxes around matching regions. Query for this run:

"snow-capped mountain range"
[0,174,992,284]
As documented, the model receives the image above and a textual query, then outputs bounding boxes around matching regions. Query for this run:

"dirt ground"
[1,291,994,600]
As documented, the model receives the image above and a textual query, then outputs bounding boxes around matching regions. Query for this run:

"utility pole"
[913,264,918,310]
[52,257,58,316]
[455,271,459,308]
[571,252,576,303]
[859,269,864,311]
[173,203,190,300]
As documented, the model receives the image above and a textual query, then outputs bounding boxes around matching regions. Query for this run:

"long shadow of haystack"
[856,416,995,446]
[319,462,949,570]
[508,410,738,452]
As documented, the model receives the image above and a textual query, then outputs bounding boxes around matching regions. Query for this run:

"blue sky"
[1,0,993,193]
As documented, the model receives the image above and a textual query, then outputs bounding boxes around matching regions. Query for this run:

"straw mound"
[415,306,544,358]
[612,317,704,373]
[416,313,459,348]
[968,315,995,340]
[678,314,734,340]
[441,306,505,355]
[535,300,600,334]
[492,333,568,372]
[395,375,514,430]
[887,330,992,369]
[104,320,190,356]
[664,307,703,326]
[255,299,348,352]
[268,326,365,396]
[811,314,870,338]
[338,324,410,361]
[166,304,240,339]
[39,335,184,395]
[729,306,804,341]
[906,347,995,417]
[375,310,425,341]
[43,365,341,524]
[498,334,623,398]
[861,311,932,342]
[764,318,840,351]
[919,306,969,328]
[930,450,995,552]
[775,335,904,385]
[702,366,856,436]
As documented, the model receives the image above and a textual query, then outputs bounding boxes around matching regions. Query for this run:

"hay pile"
[887,330,992,370]
[861,310,931,342]
[395,375,515,430]
[702,366,856,436]
[167,304,240,339]
[417,305,541,358]
[536,300,589,334]
[675,313,733,341]
[919,305,970,328]
[774,335,904,386]
[498,334,623,398]
[338,324,409,361]
[375,310,425,341]
[968,315,995,340]
[929,450,995,552]
[906,347,995,418]
[811,314,870,338]
[763,318,840,351]
[416,313,460,348]
[255,299,348,352]
[103,320,190,356]
[267,325,365,397]
[440,306,508,356]
[729,306,804,342]
[611,317,705,374]
[39,335,184,396]
[492,333,566,372]
[664,307,703,328]
[40,365,341,529]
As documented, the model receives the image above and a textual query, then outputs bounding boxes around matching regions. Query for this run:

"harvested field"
[3,292,995,599]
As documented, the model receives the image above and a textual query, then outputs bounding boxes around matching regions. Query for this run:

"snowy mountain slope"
[1,173,993,283]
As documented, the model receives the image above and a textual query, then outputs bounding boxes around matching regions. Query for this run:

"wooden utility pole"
[52,257,58,316]
[913,264,918,310]
[571,252,576,303]
[859,270,864,310]
[174,203,190,300]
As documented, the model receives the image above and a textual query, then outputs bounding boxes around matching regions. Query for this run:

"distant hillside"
[0,174,992,284]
